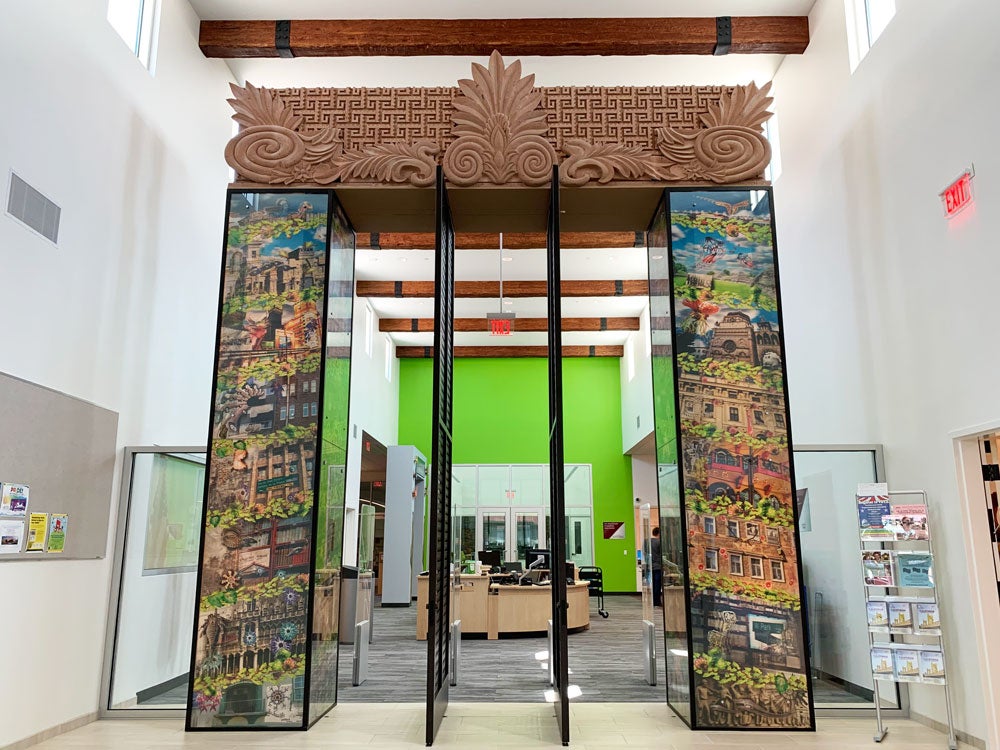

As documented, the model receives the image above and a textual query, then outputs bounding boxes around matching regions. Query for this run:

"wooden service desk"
[416,574,590,640]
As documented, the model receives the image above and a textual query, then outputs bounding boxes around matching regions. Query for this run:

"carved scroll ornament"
[225,51,773,188]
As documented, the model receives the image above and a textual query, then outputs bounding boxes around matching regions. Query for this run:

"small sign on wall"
[940,169,974,218]
[602,521,626,540]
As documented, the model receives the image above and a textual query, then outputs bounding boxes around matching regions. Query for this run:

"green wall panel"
[397,357,636,592]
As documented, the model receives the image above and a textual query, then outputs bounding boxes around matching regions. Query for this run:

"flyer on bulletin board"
[26,513,48,552]
[0,483,29,518]
[47,514,68,553]
[0,520,24,553]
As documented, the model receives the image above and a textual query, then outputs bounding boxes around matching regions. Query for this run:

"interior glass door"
[478,509,508,561]
[513,510,542,563]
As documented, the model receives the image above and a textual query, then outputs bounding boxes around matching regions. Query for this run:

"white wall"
[343,300,400,565]
[773,0,1000,740]
[621,305,654,452]
[0,0,233,744]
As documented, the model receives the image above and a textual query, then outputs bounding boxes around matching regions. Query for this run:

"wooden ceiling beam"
[397,345,623,358]
[199,17,809,58]
[357,279,648,298]
[380,317,640,333]
[359,231,643,251]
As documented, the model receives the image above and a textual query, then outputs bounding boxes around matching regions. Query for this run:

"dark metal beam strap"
[714,16,732,56]
[614,280,623,296]
[275,20,294,58]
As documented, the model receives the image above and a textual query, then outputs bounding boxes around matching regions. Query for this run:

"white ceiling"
[357,245,648,350]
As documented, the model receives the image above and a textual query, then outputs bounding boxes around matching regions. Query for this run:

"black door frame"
[425,166,456,746]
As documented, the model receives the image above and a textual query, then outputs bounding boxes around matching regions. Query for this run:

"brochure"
[870,647,895,680]
[866,601,889,631]
[919,650,946,685]
[894,649,921,682]
[0,483,29,518]
[26,512,48,552]
[47,514,68,553]
[888,602,913,634]
[915,603,942,635]
[882,505,930,541]
[862,551,895,587]
[857,483,891,538]
[897,552,934,588]
[0,520,24,553]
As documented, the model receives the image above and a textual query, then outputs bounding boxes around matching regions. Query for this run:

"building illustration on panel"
[190,193,330,728]
[669,190,811,729]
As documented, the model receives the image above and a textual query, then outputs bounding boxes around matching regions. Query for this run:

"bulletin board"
[0,372,119,560]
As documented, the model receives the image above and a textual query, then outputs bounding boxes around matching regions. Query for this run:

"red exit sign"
[487,313,515,336]
[941,170,974,218]
[490,318,512,336]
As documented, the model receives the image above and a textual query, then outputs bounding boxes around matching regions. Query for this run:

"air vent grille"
[7,173,60,244]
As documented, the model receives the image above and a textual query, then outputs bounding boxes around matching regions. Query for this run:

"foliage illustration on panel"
[669,190,811,729]
[190,193,329,728]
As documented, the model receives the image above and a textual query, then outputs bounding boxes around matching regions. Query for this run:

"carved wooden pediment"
[226,51,772,188]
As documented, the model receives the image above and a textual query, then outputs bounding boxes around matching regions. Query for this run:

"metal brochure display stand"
[862,489,956,749]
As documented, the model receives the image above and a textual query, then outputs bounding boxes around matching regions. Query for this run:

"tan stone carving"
[225,83,438,186]
[442,51,556,187]
[225,54,772,187]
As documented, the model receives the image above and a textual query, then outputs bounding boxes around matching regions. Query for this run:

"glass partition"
[107,450,205,712]
[793,445,899,710]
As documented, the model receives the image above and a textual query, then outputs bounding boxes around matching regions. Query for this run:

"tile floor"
[21,704,969,750]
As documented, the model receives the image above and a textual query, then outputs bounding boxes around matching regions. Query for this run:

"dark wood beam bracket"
[199,17,809,58]
[397,345,623,358]
[357,231,643,251]
[357,279,648,298]
[380,317,640,333]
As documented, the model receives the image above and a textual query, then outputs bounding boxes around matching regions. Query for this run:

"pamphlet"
[870,647,895,680]
[897,552,934,588]
[862,551,895,587]
[866,601,889,631]
[0,520,24,553]
[882,505,930,541]
[0,483,29,518]
[888,602,913,634]
[919,650,946,684]
[915,603,942,635]
[47,514,68,553]
[857,483,892,538]
[894,649,921,682]
[26,512,48,552]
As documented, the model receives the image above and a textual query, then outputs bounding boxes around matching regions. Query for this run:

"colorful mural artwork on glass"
[665,189,813,730]
[188,192,332,729]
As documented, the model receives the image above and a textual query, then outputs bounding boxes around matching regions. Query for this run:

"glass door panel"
[456,513,476,572]
[514,511,541,563]
[479,509,508,560]
[565,512,593,568]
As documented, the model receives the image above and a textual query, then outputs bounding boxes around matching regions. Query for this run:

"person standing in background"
[651,526,662,607]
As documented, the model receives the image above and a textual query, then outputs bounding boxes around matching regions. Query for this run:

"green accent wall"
[397,357,636,592]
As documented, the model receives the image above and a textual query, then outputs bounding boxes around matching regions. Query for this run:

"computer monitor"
[525,548,551,571]
[565,561,576,582]
[505,560,523,574]
[477,549,503,570]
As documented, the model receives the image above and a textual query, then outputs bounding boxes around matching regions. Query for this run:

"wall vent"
[6,172,60,244]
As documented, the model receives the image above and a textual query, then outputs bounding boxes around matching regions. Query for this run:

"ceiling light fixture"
[488,233,515,335]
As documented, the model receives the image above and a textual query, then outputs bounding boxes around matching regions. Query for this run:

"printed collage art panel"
[189,192,331,728]
[667,189,812,729]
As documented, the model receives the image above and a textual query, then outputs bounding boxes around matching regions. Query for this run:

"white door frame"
[951,419,1000,750]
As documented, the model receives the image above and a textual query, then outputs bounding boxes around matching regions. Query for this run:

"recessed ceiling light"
[652,254,663,260]
[502,256,513,262]
[400,258,407,262]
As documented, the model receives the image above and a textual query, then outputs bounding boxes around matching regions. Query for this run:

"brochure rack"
[861,489,956,749]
